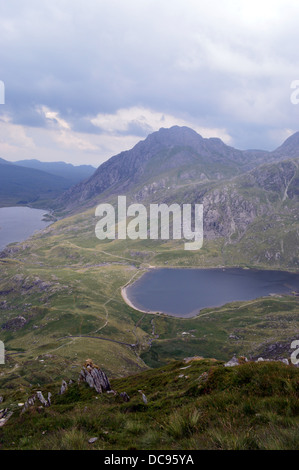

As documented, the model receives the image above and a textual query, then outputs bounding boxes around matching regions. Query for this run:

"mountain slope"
[56,126,271,211]
[0,157,13,165]
[199,158,299,267]
[2,358,299,450]
[51,126,299,268]
[0,159,95,208]
[0,161,71,207]
[272,131,299,159]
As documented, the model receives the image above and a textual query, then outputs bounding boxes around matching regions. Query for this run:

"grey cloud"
[0,0,299,161]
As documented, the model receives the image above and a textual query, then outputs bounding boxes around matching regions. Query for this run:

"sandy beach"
[121,285,160,315]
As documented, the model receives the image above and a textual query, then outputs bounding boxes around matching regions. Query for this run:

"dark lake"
[0,206,50,251]
[125,268,299,317]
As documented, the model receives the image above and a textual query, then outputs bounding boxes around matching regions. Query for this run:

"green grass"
[2,359,299,450]
[0,203,298,388]
[0,175,298,450]
[0,191,298,425]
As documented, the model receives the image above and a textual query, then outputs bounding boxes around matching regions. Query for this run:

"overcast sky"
[1,0,299,166]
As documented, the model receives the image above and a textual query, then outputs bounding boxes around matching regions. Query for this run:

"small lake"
[125,268,299,317]
[0,206,51,251]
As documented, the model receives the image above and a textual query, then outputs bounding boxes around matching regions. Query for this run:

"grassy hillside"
[2,359,299,450]
[0,147,298,448]
[0,205,298,391]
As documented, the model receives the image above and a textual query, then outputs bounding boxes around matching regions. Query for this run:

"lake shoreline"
[0,206,51,252]
[121,285,158,315]
[121,266,299,318]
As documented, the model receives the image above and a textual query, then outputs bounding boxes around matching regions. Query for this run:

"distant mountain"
[57,126,273,211]
[0,157,13,165]
[0,160,70,207]
[0,158,96,208]
[15,159,95,185]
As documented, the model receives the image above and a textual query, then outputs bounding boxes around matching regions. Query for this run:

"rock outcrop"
[0,408,13,427]
[1,315,27,332]
[224,355,291,368]
[59,380,68,395]
[224,355,248,367]
[36,391,51,407]
[79,359,111,393]
[21,396,36,414]
[22,391,51,413]
[120,392,130,402]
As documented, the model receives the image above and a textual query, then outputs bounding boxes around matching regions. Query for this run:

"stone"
[22,397,35,413]
[224,356,239,367]
[88,437,98,444]
[22,395,36,413]
[120,392,130,402]
[224,355,248,367]
[36,391,51,407]
[59,380,68,395]
[79,359,111,394]
[138,390,148,404]
[0,409,13,427]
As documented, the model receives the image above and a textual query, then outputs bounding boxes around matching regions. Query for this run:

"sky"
[1,0,299,166]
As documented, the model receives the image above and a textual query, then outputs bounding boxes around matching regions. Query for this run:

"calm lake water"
[126,268,299,317]
[0,206,50,251]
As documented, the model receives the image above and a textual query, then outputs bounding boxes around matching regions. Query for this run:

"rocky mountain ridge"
[56,126,298,212]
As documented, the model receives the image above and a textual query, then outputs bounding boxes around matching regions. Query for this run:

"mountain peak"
[57,126,251,211]
[273,131,299,157]
[157,125,202,136]
[143,125,203,147]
